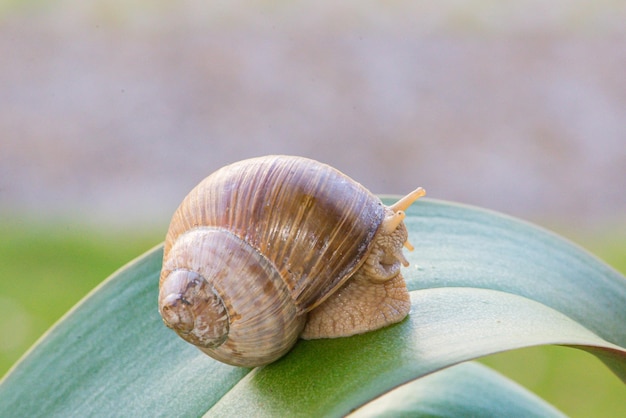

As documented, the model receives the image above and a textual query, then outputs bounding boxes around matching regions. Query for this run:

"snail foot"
[301,272,410,339]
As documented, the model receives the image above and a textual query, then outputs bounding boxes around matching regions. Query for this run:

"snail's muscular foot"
[301,271,410,339]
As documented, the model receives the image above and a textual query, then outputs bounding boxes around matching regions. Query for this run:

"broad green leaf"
[349,362,567,418]
[0,245,243,417]
[397,199,626,348]
[204,288,624,417]
[0,199,624,417]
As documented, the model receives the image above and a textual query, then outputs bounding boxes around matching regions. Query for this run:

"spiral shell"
[158,155,424,367]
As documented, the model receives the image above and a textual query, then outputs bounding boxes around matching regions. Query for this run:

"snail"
[158,155,425,367]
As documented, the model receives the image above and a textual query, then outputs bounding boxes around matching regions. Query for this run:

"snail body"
[158,155,425,367]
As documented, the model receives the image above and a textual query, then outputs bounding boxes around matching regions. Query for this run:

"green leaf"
[398,199,626,348]
[0,199,624,417]
[349,362,567,418]
[204,288,624,417]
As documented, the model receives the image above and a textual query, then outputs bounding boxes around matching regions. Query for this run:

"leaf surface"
[349,362,567,418]
[0,199,624,417]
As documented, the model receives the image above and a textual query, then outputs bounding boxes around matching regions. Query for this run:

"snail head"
[158,269,229,348]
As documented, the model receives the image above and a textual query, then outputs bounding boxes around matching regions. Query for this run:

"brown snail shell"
[158,155,425,367]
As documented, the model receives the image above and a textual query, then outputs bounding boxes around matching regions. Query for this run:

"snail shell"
[158,155,425,367]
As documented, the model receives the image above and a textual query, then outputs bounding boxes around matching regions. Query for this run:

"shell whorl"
[159,228,304,367]
[159,269,229,348]
[159,155,387,366]
[162,155,385,312]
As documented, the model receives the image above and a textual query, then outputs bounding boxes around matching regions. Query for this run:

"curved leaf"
[348,362,567,418]
[0,246,245,417]
[0,199,624,417]
[398,198,626,348]
[204,288,625,417]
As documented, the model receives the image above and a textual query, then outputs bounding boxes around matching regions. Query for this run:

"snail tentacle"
[382,187,425,251]
[390,187,426,213]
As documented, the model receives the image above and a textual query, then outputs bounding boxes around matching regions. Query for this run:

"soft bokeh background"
[1,1,625,416]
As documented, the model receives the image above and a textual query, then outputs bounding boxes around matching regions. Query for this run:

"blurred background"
[1,0,624,416]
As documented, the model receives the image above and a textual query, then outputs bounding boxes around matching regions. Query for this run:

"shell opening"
[158,269,229,349]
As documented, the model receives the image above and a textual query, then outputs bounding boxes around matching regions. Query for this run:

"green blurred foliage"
[480,346,626,417]
[0,218,624,417]
[0,218,162,378]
